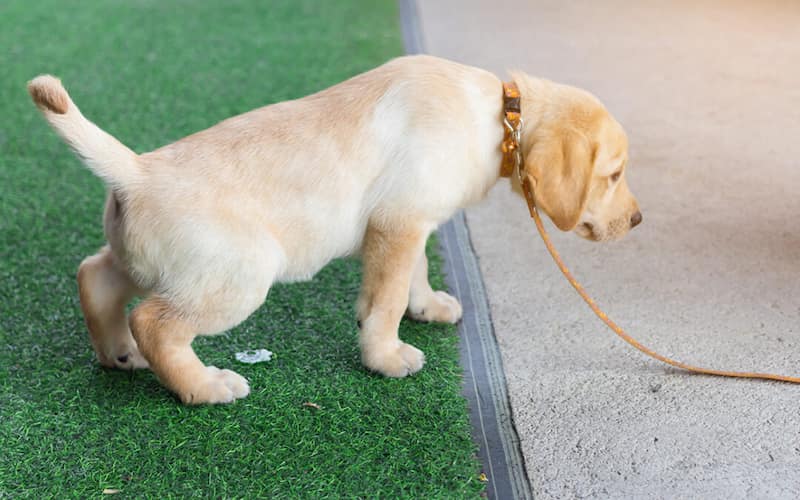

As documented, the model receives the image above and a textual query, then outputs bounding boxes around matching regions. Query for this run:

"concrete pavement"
[417,1,800,498]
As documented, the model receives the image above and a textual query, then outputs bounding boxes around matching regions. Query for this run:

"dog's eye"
[610,170,622,183]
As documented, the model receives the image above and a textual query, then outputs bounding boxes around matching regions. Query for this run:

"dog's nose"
[630,210,643,228]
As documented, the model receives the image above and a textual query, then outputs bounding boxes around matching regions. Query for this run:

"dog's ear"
[524,130,596,231]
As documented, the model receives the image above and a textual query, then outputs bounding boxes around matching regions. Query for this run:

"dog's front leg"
[406,252,463,324]
[358,223,428,377]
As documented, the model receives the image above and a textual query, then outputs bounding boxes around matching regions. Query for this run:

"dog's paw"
[113,348,150,370]
[407,291,462,324]
[362,341,425,378]
[96,341,150,370]
[178,366,250,405]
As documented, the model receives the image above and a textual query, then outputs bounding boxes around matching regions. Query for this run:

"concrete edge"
[398,3,532,497]
[439,212,534,500]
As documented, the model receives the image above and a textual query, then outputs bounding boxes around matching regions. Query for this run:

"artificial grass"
[0,1,484,497]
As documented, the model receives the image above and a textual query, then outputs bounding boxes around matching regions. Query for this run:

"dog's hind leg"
[77,245,148,369]
[406,250,462,324]
[129,297,252,405]
[128,243,276,404]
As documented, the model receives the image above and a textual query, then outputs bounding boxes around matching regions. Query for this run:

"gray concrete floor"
[417,1,800,498]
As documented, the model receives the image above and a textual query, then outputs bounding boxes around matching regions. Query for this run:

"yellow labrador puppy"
[28,55,640,404]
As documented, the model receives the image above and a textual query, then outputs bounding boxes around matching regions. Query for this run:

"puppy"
[28,55,640,404]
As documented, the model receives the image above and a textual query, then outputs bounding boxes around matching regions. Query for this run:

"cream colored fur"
[28,55,639,404]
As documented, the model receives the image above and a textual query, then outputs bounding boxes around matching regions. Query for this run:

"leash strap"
[526,193,800,384]
[504,81,800,384]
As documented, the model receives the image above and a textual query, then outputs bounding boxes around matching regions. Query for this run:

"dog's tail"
[28,75,141,189]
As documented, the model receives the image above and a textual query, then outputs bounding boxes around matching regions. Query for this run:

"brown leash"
[501,81,800,384]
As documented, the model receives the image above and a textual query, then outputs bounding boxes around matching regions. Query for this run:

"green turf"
[0,1,484,497]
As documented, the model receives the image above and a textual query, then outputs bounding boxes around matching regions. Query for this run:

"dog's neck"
[498,74,552,171]
[498,76,551,218]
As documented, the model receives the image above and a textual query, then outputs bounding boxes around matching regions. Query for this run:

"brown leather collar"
[501,81,538,217]
[500,81,522,178]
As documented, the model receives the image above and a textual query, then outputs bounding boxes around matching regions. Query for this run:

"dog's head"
[513,76,641,242]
